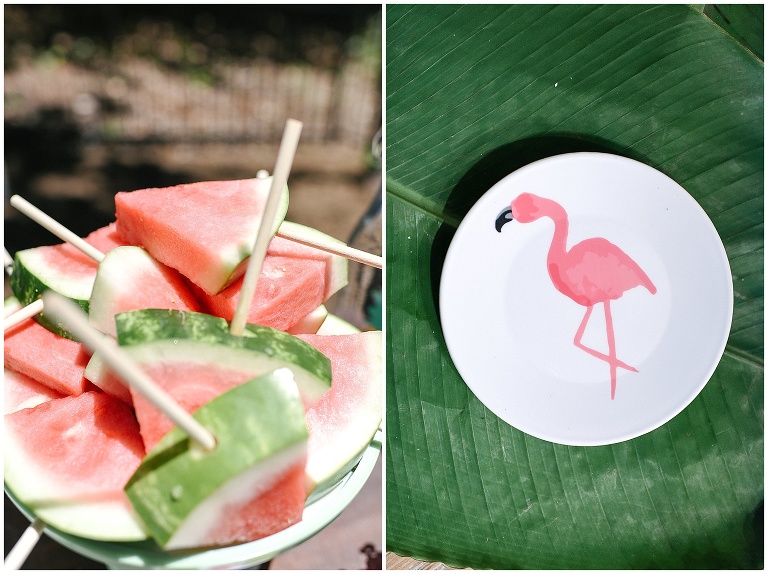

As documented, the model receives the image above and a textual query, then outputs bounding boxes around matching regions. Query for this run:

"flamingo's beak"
[495,207,513,232]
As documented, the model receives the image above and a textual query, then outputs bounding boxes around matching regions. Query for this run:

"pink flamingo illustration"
[496,193,656,399]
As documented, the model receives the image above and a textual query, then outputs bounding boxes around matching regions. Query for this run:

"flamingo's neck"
[541,200,569,266]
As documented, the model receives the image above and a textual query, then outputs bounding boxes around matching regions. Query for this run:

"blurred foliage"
[4,5,381,73]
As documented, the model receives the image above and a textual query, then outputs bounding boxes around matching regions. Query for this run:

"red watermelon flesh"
[88,246,202,338]
[5,391,146,499]
[4,318,91,396]
[4,391,148,541]
[296,331,382,491]
[34,222,125,278]
[130,363,266,452]
[4,367,65,414]
[190,255,326,332]
[115,178,284,295]
[192,461,307,548]
[267,229,348,300]
[84,222,125,252]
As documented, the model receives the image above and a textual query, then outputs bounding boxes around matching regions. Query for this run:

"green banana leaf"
[386,4,763,569]
[705,4,764,60]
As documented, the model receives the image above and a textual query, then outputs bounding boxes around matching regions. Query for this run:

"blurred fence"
[5,56,379,147]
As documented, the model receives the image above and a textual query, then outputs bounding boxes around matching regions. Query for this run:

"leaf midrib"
[385,176,462,228]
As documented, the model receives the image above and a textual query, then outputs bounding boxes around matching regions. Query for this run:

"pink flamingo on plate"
[495,192,657,399]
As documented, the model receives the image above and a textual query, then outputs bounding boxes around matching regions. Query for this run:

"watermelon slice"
[86,306,336,417]
[296,331,382,492]
[125,369,308,549]
[82,354,134,406]
[88,245,201,338]
[189,255,327,331]
[10,223,126,338]
[4,318,91,396]
[129,362,270,451]
[115,310,331,393]
[316,312,361,335]
[4,367,65,414]
[113,309,331,451]
[287,305,329,335]
[4,391,149,541]
[115,177,288,295]
[267,221,349,300]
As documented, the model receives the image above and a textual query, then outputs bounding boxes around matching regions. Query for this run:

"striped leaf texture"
[385,4,763,569]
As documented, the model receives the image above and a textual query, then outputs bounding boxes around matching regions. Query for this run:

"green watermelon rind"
[4,295,21,314]
[114,309,332,400]
[317,313,361,335]
[11,250,91,339]
[287,305,329,335]
[124,370,308,549]
[122,340,331,405]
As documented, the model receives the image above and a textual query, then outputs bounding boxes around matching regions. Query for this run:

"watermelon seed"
[170,485,184,500]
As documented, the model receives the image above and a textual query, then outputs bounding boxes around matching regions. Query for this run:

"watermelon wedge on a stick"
[268,222,350,301]
[112,308,331,450]
[115,176,289,295]
[125,369,309,549]
[189,255,327,332]
[40,294,315,551]
[190,222,349,331]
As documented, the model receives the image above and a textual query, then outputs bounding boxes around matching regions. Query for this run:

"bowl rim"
[5,431,382,569]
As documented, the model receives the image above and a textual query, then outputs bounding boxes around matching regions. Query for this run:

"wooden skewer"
[231,119,303,336]
[4,201,104,328]
[257,168,382,269]
[4,517,45,570]
[275,227,382,269]
[4,299,44,329]
[9,196,104,263]
[4,299,23,319]
[10,150,381,332]
[42,291,217,451]
[5,146,374,566]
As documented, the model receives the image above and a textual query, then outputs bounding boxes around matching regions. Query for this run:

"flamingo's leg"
[604,300,618,400]
[573,305,637,373]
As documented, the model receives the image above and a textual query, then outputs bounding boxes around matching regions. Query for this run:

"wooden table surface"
[386,552,469,570]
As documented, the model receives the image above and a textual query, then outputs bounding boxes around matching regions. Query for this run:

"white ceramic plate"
[6,432,381,569]
[440,153,732,446]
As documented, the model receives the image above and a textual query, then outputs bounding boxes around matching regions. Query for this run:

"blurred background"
[4,4,381,570]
